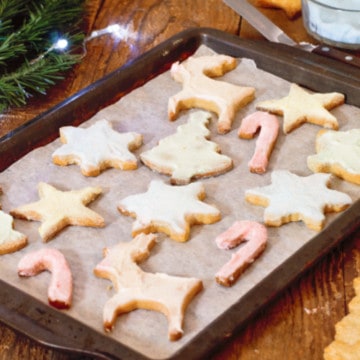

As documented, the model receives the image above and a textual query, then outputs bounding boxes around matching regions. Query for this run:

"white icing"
[308,129,360,175]
[118,180,220,241]
[0,210,25,245]
[140,111,233,183]
[52,119,142,174]
[245,170,352,229]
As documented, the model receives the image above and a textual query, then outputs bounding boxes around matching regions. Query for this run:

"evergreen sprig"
[0,0,86,112]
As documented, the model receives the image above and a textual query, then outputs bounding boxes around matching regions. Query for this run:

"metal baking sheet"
[0,28,359,360]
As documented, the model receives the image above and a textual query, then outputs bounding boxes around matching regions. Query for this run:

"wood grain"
[0,1,359,359]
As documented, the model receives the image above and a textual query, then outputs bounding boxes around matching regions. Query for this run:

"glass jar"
[301,0,360,50]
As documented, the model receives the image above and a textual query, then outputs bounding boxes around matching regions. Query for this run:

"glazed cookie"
[140,111,233,184]
[18,248,73,309]
[215,220,267,286]
[94,233,203,341]
[118,180,221,242]
[256,83,344,133]
[168,54,255,134]
[11,182,105,241]
[307,128,360,185]
[245,170,352,231]
[0,210,28,254]
[52,119,143,176]
[238,111,279,173]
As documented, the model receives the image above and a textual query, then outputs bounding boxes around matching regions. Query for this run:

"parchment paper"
[0,45,359,359]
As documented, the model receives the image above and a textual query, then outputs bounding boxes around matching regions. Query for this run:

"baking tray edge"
[0,27,359,360]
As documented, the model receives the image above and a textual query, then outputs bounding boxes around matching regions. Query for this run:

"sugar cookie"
[11,182,105,241]
[94,233,203,341]
[18,248,72,309]
[118,180,221,242]
[245,170,352,231]
[168,54,255,134]
[238,111,279,173]
[141,111,233,184]
[256,83,344,133]
[324,277,360,360]
[52,119,143,176]
[307,128,360,185]
[0,210,28,254]
[254,0,301,19]
[215,220,267,286]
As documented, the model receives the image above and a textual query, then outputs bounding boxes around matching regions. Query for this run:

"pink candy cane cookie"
[215,220,267,286]
[18,248,73,309]
[238,111,279,173]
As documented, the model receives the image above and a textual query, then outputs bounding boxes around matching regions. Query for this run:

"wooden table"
[0,1,359,359]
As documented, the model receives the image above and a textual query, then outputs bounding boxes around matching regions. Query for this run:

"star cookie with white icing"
[52,119,143,176]
[307,129,360,185]
[168,54,255,134]
[245,170,352,231]
[118,180,221,242]
[11,182,105,241]
[256,83,344,133]
[140,111,233,184]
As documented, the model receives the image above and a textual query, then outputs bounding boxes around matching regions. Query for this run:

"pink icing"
[215,220,267,286]
[238,111,279,173]
[18,248,72,309]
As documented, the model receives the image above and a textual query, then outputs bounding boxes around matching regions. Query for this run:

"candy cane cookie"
[238,111,279,173]
[215,220,267,286]
[18,248,73,309]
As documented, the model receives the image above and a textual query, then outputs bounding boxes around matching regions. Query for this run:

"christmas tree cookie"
[140,111,233,185]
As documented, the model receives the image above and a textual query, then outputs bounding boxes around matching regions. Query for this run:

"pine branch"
[0,0,85,67]
[0,51,81,111]
[0,0,86,111]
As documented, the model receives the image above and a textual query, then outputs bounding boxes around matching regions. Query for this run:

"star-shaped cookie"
[254,0,301,19]
[256,83,344,133]
[11,182,105,241]
[118,180,221,242]
[52,119,143,176]
[245,170,352,230]
[307,129,360,185]
[0,210,28,254]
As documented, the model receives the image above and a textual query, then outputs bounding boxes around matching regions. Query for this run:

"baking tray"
[0,27,359,359]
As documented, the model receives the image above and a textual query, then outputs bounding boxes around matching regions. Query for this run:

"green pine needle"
[0,0,86,112]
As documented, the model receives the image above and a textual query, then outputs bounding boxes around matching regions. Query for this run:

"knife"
[223,0,360,69]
